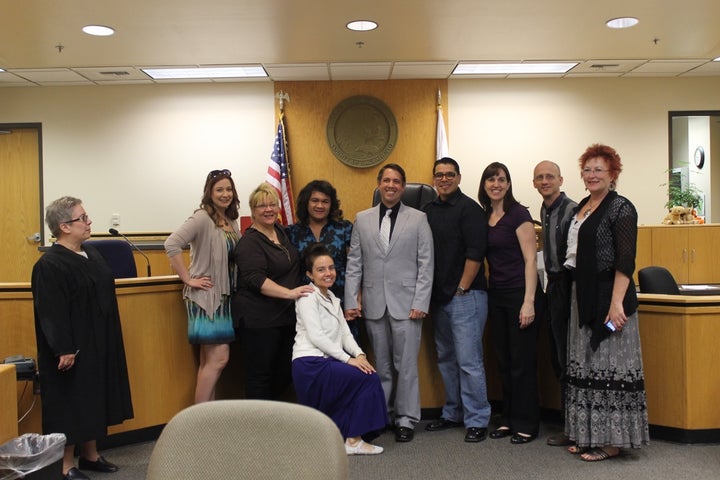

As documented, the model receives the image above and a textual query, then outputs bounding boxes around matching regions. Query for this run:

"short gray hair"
[46,196,82,238]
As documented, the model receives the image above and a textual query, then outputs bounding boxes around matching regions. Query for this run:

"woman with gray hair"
[31,196,133,480]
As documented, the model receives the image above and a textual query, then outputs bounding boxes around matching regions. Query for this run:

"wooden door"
[0,127,42,282]
[650,226,689,284]
[688,225,720,283]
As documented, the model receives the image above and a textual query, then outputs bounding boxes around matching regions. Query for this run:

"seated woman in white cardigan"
[292,243,388,455]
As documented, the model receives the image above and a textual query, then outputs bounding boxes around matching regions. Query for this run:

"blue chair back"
[83,240,138,279]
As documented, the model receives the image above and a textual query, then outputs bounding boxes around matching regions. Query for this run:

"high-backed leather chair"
[83,240,137,279]
[638,266,680,294]
[145,400,349,480]
[372,182,437,210]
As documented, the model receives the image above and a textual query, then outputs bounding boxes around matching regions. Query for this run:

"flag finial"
[276,91,290,112]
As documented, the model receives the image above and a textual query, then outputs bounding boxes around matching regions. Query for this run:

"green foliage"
[665,184,703,210]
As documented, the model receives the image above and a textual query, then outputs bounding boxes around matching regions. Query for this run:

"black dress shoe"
[489,427,512,439]
[64,467,90,480]
[395,426,414,442]
[510,433,537,444]
[547,433,573,446]
[425,418,463,431]
[78,455,119,473]
[464,427,487,443]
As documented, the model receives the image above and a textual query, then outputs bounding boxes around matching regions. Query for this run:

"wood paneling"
[0,364,18,443]
[0,277,196,437]
[638,296,720,430]
[274,80,448,222]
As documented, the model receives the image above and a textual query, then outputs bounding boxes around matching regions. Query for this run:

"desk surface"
[678,284,720,295]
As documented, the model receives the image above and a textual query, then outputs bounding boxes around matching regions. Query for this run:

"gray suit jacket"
[345,203,434,320]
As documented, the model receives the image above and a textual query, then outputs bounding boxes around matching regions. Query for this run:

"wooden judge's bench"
[2,226,720,445]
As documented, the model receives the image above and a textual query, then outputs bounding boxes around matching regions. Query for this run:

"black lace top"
[575,191,639,350]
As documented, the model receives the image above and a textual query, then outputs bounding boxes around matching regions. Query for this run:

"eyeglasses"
[64,214,90,224]
[433,172,457,180]
[207,169,232,181]
[255,203,278,210]
[581,168,608,176]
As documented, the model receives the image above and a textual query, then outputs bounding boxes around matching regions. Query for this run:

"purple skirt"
[292,356,388,438]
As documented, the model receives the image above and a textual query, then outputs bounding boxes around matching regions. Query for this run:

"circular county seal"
[326,95,398,168]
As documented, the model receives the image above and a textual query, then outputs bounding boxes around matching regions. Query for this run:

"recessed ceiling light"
[346,20,378,32]
[82,25,115,36]
[141,66,267,80]
[452,62,578,75]
[606,17,639,29]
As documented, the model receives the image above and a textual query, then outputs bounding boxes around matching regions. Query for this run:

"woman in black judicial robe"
[31,196,133,480]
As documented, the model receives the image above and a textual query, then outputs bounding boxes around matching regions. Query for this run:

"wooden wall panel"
[275,80,449,407]
[0,364,18,443]
[275,80,448,222]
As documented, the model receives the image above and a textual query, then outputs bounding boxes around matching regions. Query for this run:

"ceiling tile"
[391,62,457,79]
[629,60,707,74]
[264,64,330,81]
[570,60,646,74]
[8,68,93,85]
[330,63,392,80]
[72,67,151,81]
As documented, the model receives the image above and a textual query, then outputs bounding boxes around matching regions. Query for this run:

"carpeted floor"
[83,420,719,480]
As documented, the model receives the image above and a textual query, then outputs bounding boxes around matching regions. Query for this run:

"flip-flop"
[567,445,589,455]
[581,447,620,462]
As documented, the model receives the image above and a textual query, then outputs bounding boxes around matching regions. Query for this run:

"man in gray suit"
[345,163,434,443]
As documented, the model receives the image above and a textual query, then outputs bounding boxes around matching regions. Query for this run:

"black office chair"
[372,182,437,210]
[83,240,138,279]
[638,266,680,294]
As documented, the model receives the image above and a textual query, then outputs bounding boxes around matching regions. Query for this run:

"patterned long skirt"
[565,283,650,448]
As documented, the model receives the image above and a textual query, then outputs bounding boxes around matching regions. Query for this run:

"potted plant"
[665,183,703,211]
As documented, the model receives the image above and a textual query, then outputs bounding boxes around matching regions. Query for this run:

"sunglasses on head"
[207,169,232,181]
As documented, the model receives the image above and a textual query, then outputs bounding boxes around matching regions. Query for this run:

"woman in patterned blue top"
[286,180,356,336]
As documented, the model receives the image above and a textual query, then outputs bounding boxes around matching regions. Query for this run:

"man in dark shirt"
[533,160,577,446]
[423,157,491,443]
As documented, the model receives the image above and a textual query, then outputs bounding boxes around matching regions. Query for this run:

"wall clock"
[694,146,705,169]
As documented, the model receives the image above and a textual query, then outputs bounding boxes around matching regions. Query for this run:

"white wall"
[448,77,720,225]
[2,76,720,241]
[0,82,274,241]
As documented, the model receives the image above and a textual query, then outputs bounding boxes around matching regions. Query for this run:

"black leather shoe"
[510,433,537,444]
[425,418,463,431]
[64,467,90,480]
[489,427,512,439]
[464,427,487,443]
[395,426,414,442]
[78,455,119,473]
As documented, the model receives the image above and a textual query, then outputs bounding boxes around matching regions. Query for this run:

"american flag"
[265,115,295,225]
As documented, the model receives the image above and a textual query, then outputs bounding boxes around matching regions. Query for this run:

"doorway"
[0,124,43,282]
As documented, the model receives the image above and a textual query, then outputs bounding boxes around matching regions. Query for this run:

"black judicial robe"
[31,243,134,444]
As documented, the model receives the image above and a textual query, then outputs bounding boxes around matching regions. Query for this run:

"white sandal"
[345,439,384,455]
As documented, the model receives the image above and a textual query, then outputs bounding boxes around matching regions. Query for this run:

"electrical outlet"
[111,213,120,226]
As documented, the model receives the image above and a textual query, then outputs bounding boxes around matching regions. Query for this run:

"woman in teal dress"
[165,169,241,403]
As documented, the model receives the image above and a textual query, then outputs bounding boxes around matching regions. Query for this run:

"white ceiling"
[1,0,720,86]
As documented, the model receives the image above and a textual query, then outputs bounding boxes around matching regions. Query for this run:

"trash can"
[0,433,65,480]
